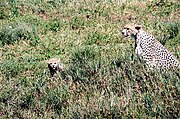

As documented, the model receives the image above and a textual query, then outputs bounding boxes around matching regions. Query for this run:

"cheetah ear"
[45,60,49,64]
[135,25,142,30]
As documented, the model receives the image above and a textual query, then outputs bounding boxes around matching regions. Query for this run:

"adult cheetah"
[121,24,179,70]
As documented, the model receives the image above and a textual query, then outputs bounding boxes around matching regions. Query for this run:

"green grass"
[0,0,179,118]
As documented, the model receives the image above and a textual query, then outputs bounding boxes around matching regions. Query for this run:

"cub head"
[122,24,142,37]
[47,58,64,71]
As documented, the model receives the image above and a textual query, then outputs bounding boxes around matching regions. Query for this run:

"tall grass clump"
[147,0,176,18]
[0,60,24,78]
[85,31,114,45]
[0,1,9,19]
[45,19,63,32]
[67,45,101,84]
[69,16,86,30]
[153,21,180,45]
[0,0,20,19]
[0,22,39,45]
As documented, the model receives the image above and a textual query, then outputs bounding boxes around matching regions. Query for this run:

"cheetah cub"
[122,24,179,70]
[47,58,64,78]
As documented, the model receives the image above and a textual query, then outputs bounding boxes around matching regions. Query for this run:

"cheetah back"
[137,32,179,69]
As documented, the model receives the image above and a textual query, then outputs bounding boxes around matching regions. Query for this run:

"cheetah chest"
[134,35,144,57]
[135,42,143,56]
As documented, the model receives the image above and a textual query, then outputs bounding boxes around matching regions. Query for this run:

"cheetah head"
[122,24,142,37]
[47,58,64,71]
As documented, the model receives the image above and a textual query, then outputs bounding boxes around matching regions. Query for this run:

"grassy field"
[0,0,179,118]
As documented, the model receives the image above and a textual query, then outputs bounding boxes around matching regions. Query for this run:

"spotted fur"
[122,24,179,70]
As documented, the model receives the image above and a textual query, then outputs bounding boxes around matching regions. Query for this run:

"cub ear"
[45,60,49,64]
[135,25,142,30]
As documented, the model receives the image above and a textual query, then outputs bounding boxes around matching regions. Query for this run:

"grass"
[0,0,179,118]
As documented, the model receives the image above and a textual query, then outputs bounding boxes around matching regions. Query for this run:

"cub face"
[48,60,60,70]
[47,58,64,77]
[122,24,142,37]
